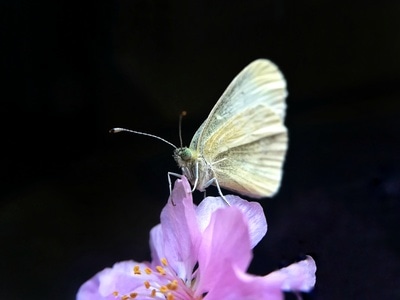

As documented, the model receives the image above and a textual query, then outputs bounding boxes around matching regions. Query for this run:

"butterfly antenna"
[179,111,187,147]
[109,128,177,149]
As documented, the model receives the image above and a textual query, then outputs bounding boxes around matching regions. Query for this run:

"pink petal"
[149,224,163,264]
[77,270,106,300]
[196,194,267,248]
[158,177,201,280]
[77,261,148,300]
[204,256,316,300]
[263,256,317,292]
[195,207,253,297]
[205,263,284,300]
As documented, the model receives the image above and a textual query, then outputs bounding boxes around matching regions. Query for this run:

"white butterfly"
[112,59,288,204]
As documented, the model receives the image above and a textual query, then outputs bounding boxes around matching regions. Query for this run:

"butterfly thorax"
[173,147,214,192]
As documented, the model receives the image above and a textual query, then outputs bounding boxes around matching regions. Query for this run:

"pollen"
[133,265,141,275]
[151,289,157,297]
[120,261,183,300]
[167,279,178,291]
[161,258,168,266]
[166,292,175,300]
[156,265,166,275]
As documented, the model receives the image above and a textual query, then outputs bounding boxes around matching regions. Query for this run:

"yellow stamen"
[145,267,152,275]
[144,281,151,289]
[130,292,138,298]
[121,295,129,300]
[160,285,168,293]
[166,292,175,300]
[156,265,166,275]
[167,279,178,291]
[112,291,119,297]
[133,265,141,275]
[151,289,157,297]
[161,258,168,266]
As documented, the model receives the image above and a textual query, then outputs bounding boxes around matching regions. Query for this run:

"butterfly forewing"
[193,59,287,151]
[189,59,288,198]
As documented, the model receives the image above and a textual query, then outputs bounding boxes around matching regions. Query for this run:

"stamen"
[151,289,157,297]
[133,265,141,275]
[118,260,185,300]
[161,258,168,266]
[144,281,151,289]
[167,280,178,291]
[156,265,166,275]
[166,292,174,300]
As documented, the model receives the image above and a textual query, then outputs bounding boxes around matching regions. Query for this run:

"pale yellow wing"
[190,59,287,152]
[207,105,287,198]
[190,59,288,198]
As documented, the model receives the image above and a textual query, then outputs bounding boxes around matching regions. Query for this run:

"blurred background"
[2,1,400,299]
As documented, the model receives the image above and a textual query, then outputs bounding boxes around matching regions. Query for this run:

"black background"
[2,1,400,299]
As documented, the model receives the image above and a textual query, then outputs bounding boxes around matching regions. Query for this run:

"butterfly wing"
[190,59,288,198]
[206,105,287,198]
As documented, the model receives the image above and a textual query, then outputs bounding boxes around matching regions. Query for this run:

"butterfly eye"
[176,147,193,161]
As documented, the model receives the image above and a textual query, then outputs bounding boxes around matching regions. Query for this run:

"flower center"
[112,258,197,300]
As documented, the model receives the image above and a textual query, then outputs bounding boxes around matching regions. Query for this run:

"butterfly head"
[174,147,193,162]
[174,147,200,170]
[173,147,203,188]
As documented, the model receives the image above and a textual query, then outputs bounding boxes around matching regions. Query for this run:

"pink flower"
[77,177,316,300]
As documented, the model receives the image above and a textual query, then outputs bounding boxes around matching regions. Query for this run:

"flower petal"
[204,256,316,300]
[149,224,163,265]
[196,195,267,248]
[77,270,106,300]
[263,255,317,292]
[195,207,253,297]
[158,177,201,281]
[77,261,148,300]
[204,264,283,300]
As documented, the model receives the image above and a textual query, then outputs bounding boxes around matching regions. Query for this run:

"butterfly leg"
[167,172,183,206]
[191,161,199,193]
[203,177,231,206]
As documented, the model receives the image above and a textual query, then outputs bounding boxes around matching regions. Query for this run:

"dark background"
[2,1,400,299]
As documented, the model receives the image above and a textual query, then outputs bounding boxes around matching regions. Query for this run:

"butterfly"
[111,59,288,204]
